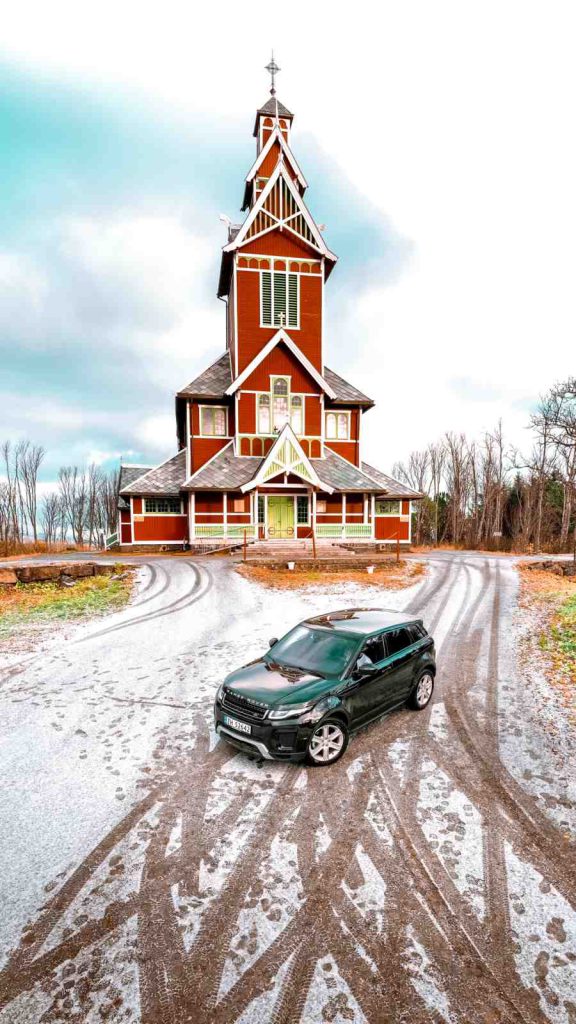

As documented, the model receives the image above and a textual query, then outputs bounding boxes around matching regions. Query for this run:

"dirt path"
[0,553,574,1023]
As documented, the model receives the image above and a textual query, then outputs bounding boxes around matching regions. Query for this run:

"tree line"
[392,377,576,553]
[0,441,120,555]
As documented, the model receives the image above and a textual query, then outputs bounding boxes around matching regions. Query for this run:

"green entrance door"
[267,497,295,539]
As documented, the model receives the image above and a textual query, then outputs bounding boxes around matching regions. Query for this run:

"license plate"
[224,715,251,735]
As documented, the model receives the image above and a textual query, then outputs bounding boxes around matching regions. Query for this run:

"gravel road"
[0,552,574,1024]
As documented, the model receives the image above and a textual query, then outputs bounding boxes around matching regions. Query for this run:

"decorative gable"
[225,165,337,261]
[241,424,333,493]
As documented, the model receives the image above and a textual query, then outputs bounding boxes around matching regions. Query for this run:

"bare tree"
[19,442,45,542]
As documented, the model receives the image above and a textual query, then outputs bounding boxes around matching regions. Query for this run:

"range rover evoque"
[214,608,436,766]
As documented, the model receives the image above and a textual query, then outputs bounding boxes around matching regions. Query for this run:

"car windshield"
[267,625,359,677]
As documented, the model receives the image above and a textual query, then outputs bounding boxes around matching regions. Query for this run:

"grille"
[222,689,268,721]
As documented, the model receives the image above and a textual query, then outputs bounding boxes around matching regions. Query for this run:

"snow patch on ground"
[386,737,411,786]
[217,820,303,999]
[428,701,449,743]
[417,759,485,919]
[364,791,394,848]
[234,954,294,1024]
[503,573,576,836]
[301,954,368,1024]
[342,844,386,934]
[506,842,576,1024]
[404,924,457,1023]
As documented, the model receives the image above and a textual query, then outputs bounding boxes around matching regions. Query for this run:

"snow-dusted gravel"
[0,551,574,1024]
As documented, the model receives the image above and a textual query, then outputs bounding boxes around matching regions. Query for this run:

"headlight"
[215,683,224,703]
[268,701,315,720]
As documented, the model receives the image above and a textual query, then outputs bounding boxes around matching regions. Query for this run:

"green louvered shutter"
[261,271,272,325]
[273,272,287,325]
[288,274,298,326]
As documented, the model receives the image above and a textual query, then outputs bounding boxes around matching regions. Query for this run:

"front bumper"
[214,704,312,762]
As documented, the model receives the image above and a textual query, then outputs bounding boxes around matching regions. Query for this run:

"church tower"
[118,58,420,548]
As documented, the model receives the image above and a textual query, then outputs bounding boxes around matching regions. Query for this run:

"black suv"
[214,608,436,766]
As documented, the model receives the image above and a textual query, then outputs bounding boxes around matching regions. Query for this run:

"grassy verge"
[518,566,576,720]
[0,572,135,646]
[236,560,425,591]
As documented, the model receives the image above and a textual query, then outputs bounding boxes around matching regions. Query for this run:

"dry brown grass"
[236,560,425,591]
[0,541,86,561]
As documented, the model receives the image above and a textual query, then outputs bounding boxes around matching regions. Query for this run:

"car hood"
[224,659,333,707]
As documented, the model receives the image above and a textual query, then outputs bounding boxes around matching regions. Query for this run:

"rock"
[60,576,76,588]
[15,565,62,583]
[93,564,116,576]
[0,568,18,587]
[62,563,95,579]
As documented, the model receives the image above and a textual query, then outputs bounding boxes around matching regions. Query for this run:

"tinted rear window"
[408,623,426,642]
[385,627,413,656]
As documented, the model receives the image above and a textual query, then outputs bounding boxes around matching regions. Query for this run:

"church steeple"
[253,52,293,152]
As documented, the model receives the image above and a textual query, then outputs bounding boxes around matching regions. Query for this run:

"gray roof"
[184,443,261,490]
[120,449,187,496]
[256,97,293,119]
[176,353,372,406]
[362,462,423,499]
[324,367,373,406]
[178,353,232,398]
[182,442,420,497]
[118,464,154,508]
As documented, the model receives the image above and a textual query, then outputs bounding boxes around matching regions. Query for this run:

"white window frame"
[143,497,184,515]
[199,405,228,438]
[375,500,401,516]
[325,410,351,440]
[260,269,300,329]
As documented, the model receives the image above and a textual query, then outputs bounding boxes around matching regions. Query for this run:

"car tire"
[409,671,435,710]
[306,718,349,767]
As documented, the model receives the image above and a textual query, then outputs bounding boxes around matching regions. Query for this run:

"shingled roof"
[118,464,154,509]
[120,449,187,496]
[362,462,423,499]
[253,97,293,137]
[324,367,373,407]
[177,353,232,399]
[176,352,372,406]
[184,443,262,490]
[182,442,418,497]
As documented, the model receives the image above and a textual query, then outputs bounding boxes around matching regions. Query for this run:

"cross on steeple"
[265,52,280,96]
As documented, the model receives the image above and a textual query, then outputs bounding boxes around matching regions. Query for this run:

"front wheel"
[306,719,349,767]
[410,671,434,710]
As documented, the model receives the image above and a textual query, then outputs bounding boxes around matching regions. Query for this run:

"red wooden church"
[118,66,420,549]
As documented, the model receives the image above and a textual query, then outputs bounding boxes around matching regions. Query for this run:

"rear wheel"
[410,671,434,710]
[306,719,349,767]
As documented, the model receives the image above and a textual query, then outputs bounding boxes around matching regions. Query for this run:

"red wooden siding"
[237,392,256,433]
[236,271,322,373]
[375,517,410,541]
[240,230,319,259]
[240,344,320,393]
[133,516,187,542]
[325,440,358,465]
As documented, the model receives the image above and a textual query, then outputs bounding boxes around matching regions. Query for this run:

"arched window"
[290,395,303,434]
[272,378,289,431]
[258,394,270,434]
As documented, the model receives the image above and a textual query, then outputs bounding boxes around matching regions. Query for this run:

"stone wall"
[0,562,123,587]
[523,559,576,578]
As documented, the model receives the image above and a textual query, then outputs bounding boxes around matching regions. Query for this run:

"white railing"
[194,524,256,539]
[316,523,372,539]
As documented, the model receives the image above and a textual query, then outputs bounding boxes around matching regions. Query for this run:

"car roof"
[303,608,423,637]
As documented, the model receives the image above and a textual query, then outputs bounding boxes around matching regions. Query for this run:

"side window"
[385,628,413,657]
[358,636,385,665]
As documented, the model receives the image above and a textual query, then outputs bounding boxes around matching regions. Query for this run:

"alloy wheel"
[416,672,434,707]
[308,722,345,764]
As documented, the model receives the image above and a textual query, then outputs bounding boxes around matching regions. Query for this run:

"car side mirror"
[268,637,278,648]
[354,663,379,680]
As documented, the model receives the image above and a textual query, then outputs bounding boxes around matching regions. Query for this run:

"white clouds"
[2,0,575,464]
[135,415,176,452]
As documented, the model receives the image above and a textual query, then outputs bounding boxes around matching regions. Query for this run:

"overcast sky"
[1,0,575,484]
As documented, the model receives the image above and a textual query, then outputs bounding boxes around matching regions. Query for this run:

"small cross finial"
[265,51,280,96]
